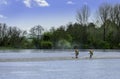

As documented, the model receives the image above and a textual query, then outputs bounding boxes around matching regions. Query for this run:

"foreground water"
[0,49,120,79]
[0,59,120,79]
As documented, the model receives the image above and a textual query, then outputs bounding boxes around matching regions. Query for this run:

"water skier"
[75,48,79,58]
[89,50,93,59]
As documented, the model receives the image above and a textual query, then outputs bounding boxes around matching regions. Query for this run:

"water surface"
[0,49,120,79]
[0,49,120,59]
[0,59,120,79]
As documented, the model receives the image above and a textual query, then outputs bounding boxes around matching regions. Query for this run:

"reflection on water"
[0,59,120,79]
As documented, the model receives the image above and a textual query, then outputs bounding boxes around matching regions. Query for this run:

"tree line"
[0,3,120,49]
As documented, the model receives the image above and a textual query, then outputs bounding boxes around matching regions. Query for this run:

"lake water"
[0,49,120,79]
[0,49,120,59]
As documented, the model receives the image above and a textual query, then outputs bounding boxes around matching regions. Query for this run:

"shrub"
[41,41,53,49]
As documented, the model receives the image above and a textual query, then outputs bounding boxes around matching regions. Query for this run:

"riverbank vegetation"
[0,3,120,49]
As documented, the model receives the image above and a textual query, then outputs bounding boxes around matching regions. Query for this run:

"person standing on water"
[75,48,79,58]
[89,50,93,59]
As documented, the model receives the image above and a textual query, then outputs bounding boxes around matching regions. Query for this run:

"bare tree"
[113,4,120,43]
[30,25,44,39]
[114,4,120,28]
[76,4,90,26]
[98,3,111,41]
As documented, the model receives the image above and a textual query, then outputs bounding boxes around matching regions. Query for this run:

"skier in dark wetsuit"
[89,50,93,59]
[75,49,79,58]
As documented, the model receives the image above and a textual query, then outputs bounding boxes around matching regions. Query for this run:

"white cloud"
[67,1,75,5]
[0,14,7,19]
[34,0,50,7]
[23,0,32,8]
[0,0,8,5]
[23,0,49,8]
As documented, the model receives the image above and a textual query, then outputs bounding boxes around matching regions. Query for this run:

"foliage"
[57,39,71,49]
[0,23,27,48]
[40,41,53,49]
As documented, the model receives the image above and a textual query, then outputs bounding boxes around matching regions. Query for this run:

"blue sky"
[0,0,120,31]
